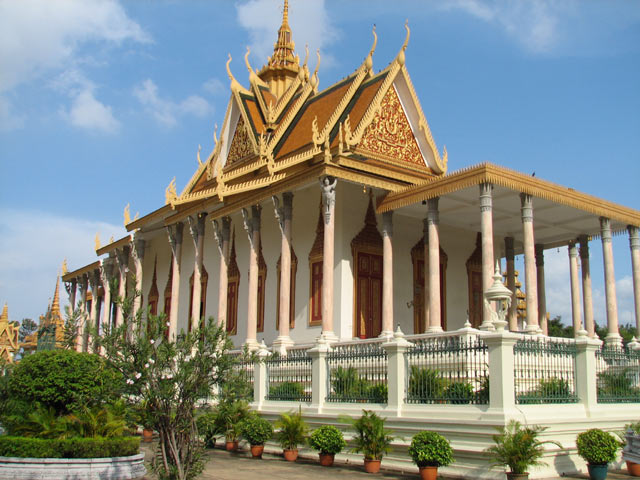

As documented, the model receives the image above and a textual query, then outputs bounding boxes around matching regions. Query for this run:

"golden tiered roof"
[126,2,447,231]
[0,303,19,362]
[23,276,67,353]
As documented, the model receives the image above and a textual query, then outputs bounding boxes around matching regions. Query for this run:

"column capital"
[520,193,533,222]
[212,216,231,252]
[89,268,101,290]
[629,225,640,251]
[99,257,114,283]
[319,176,337,224]
[479,183,493,212]
[427,197,439,225]
[166,222,184,255]
[187,212,207,243]
[535,244,545,266]
[77,273,88,291]
[381,211,393,238]
[132,235,146,262]
[64,279,77,296]
[600,216,612,243]
[579,234,590,259]
[568,241,579,258]
[115,245,130,272]
[505,237,515,258]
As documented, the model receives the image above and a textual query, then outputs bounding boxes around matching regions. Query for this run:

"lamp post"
[484,261,514,332]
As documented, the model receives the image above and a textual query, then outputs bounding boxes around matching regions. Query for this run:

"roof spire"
[51,275,61,318]
[0,303,8,323]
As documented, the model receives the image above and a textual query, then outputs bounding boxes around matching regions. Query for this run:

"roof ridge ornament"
[397,20,410,66]
[310,49,321,90]
[226,53,245,93]
[365,25,377,71]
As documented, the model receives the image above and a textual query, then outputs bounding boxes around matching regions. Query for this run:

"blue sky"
[0,0,639,329]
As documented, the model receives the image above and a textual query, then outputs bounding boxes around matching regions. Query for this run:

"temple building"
[62,1,640,350]
[0,304,19,363]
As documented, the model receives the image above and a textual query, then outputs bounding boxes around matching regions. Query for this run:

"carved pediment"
[227,116,254,166]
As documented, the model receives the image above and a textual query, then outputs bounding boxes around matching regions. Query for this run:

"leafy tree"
[18,318,38,343]
[63,304,85,350]
[7,349,122,416]
[96,293,235,480]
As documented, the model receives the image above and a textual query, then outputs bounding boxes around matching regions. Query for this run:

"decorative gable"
[226,116,254,166]
[357,86,427,171]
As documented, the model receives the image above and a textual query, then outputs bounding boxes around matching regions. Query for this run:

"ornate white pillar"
[520,193,539,334]
[320,176,338,342]
[629,226,640,337]
[100,257,114,330]
[505,237,517,332]
[381,211,394,337]
[274,193,295,350]
[188,213,207,330]
[77,274,88,351]
[535,244,547,335]
[427,198,443,332]
[569,241,583,336]
[479,183,495,330]
[579,235,595,338]
[422,219,430,332]
[600,217,622,347]
[243,205,261,350]
[88,269,100,352]
[131,235,145,318]
[213,217,231,329]
[64,280,77,312]
[114,246,129,328]
[166,222,184,340]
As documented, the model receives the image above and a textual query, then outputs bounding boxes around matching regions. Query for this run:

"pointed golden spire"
[51,276,61,318]
[0,303,8,323]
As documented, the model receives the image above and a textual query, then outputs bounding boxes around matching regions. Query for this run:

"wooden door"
[413,259,447,333]
[355,252,383,339]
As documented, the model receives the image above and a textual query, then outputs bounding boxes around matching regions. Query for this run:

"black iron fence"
[596,345,640,403]
[266,348,312,402]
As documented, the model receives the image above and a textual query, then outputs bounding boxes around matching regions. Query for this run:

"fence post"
[382,326,412,416]
[253,341,270,409]
[308,336,330,413]
[484,330,519,412]
[574,329,602,409]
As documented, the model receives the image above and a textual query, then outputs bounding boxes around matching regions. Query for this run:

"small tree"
[18,318,38,343]
[96,295,234,480]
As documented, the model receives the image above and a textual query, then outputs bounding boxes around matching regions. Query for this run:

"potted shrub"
[215,401,250,452]
[196,411,222,448]
[485,420,561,480]
[240,415,273,458]
[344,410,394,474]
[134,401,154,443]
[309,425,346,467]
[623,422,640,476]
[408,431,453,480]
[274,409,308,461]
[577,429,620,480]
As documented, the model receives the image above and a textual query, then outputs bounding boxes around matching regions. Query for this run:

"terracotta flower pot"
[283,449,298,461]
[142,428,153,443]
[319,453,335,466]
[250,445,264,458]
[364,459,381,473]
[225,440,239,452]
[506,473,530,480]
[627,461,640,477]
[419,466,438,480]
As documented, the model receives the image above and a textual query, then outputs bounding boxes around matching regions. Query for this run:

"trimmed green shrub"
[407,367,447,402]
[309,425,346,455]
[8,350,122,415]
[576,429,620,465]
[408,431,453,468]
[444,381,474,404]
[240,415,273,446]
[367,383,388,403]
[268,381,305,400]
[0,436,140,458]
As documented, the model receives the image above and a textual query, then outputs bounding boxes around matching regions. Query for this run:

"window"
[226,233,240,335]
[256,239,267,333]
[276,247,297,330]
[148,255,159,317]
[466,232,483,329]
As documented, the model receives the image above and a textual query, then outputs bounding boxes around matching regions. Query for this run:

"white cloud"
[442,0,570,53]
[134,79,213,128]
[0,208,123,322]
[236,0,339,69]
[64,89,120,133]
[203,78,225,96]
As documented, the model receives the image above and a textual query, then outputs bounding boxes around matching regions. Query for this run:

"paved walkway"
[140,443,634,479]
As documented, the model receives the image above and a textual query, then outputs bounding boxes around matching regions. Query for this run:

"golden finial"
[303,44,309,68]
[165,177,177,205]
[244,46,254,75]
[366,25,378,70]
[310,49,321,89]
[197,144,202,166]
[0,303,8,323]
[110,235,114,243]
[61,258,68,275]
[95,233,101,251]
[213,124,218,147]
[226,53,245,92]
[134,212,140,221]
[124,203,131,226]
[51,276,61,317]
[397,20,410,66]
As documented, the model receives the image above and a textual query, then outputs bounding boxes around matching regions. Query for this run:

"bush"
[444,381,474,404]
[408,431,453,468]
[268,381,305,401]
[367,383,388,404]
[309,425,346,455]
[275,409,308,450]
[576,429,620,465]
[332,367,369,400]
[407,367,447,402]
[0,436,140,458]
[8,350,122,415]
[240,415,273,446]
[196,412,222,448]
[344,410,394,461]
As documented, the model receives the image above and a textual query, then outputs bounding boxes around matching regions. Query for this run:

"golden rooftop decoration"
[0,303,20,363]
[95,233,101,251]
[61,258,68,275]
[165,177,177,205]
[124,203,131,226]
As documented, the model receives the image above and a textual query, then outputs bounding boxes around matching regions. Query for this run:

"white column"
[422,219,430,332]
[88,269,100,352]
[114,246,129,328]
[505,237,517,332]
[320,176,338,342]
[600,217,622,347]
[579,235,595,338]
[382,327,411,414]
[99,258,113,337]
[427,198,442,332]
[64,280,77,312]
[243,205,261,350]
[479,183,495,331]
[535,244,547,335]
[213,217,231,328]
[628,225,640,337]
[166,222,184,340]
[575,330,602,410]
[380,211,394,338]
[188,213,207,330]
[308,337,330,413]
[520,193,539,334]
[274,193,295,351]
[569,241,583,336]
[77,274,88,352]
[484,330,518,413]
[131,236,145,318]
[252,341,270,409]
